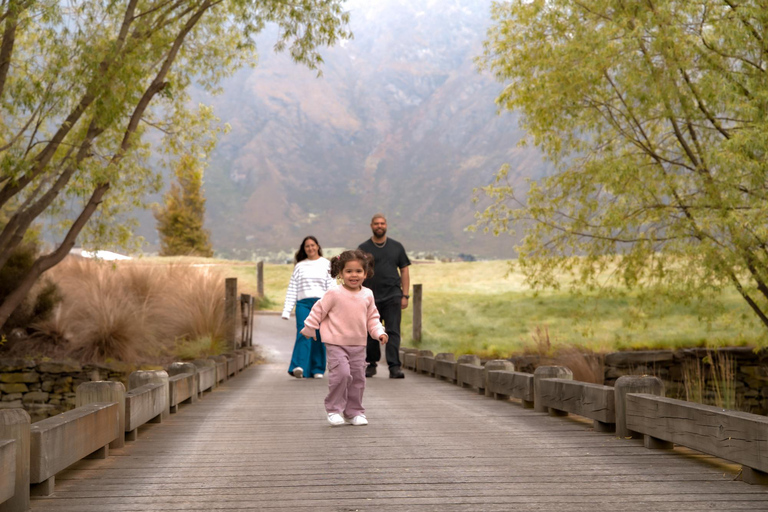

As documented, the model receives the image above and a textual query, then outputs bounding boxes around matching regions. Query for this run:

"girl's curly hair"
[330,249,374,279]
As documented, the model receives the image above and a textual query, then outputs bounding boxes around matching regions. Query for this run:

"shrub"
[0,243,61,333]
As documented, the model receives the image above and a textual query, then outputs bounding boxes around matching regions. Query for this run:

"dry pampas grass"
[31,257,228,363]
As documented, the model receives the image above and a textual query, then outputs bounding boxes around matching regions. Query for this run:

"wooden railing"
[0,348,258,511]
[400,347,768,486]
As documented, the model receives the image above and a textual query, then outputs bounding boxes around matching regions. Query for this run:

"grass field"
[247,259,763,358]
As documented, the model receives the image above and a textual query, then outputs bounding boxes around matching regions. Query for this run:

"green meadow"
[249,259,764,357]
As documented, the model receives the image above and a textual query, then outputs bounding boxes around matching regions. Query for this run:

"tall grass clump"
[26,257,230,363]
[682,358,704,404]
[552,347,605,384]
[707,350,736,410]
[681,350,736,409]
[159,265,227,343]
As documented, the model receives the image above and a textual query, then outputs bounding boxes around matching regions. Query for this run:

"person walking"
[358,214,410,379]
[301,250,388,426]
[282,236,336,379]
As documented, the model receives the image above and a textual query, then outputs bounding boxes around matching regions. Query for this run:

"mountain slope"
[195,0,550,258]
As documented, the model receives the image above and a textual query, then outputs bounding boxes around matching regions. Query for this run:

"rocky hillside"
[190,0,550,259]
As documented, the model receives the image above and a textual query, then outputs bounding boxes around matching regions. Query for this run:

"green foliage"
[0,243,61,333]
[475,0,768,339]
[0,0,352,329]
[155,154,214,257]
[255,294,274,310]
[174,335,227,360]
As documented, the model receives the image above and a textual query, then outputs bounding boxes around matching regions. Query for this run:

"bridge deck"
[30,316,768,511]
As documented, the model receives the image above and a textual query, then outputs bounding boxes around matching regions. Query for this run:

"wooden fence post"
[239,294,255,347]
[412,283,422,344]
[248,295,255,346]
[225,278,237,350]
[256,261,264,298]
[0,409,30,512]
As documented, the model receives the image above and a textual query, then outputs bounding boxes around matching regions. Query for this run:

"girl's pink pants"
[324,344,366,418]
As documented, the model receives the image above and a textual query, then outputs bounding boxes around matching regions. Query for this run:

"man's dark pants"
[367,296,402,370]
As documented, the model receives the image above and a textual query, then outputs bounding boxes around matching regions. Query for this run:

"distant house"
[69,248,132,261]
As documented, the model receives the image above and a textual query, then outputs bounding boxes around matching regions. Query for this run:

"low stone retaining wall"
[0,359,138,422]
[602,348,768,412]
[0,349,260,423]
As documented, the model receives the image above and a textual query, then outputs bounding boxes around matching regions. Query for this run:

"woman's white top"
[281,257,336,319]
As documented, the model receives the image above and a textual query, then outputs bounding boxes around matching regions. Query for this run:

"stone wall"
[507,347,768,415]
[0,359,140,422]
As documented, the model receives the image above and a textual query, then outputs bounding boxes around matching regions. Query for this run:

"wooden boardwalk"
[29,316,768,511]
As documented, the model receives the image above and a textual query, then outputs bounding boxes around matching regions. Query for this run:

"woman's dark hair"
[294,236,323,264]
[330,249,374,279]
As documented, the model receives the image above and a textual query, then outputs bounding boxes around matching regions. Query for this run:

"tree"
[475,1,768,334]
[0,0,351,329]
[155,153,214,257]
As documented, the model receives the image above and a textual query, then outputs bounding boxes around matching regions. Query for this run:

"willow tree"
[0,0,351,329]
[475,1,768,334]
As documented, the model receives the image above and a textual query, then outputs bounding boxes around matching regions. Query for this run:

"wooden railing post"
[533,365,573,414]
[483,360,515,398]
[248,295,255,346]
[412,283,422,344]
[225,277,237,350]
[239,294,251,347]
[76,381,126,449]
[0,409,30,512]
[614,375,665,439]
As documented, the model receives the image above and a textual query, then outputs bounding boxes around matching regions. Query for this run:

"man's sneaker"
[389,367,405,379]
[327,413,345,426]
[292,367,304,378]
[313,373,324,379]
[365,365,376,378]
[349,415,368,426]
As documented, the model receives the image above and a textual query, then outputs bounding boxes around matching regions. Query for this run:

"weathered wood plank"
[538,378,615,423]
[456,364,485,392]
[486,370,534,404]
[125,382,165,434]
[416,355,435,375]
[167,373,195,412]
[434,360,457,382]
[30,403,118,484]
[626,393,768,473]
[404,352,417,370]
[0,438,16,506]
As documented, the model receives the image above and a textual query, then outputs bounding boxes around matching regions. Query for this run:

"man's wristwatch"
[403,295,410,299]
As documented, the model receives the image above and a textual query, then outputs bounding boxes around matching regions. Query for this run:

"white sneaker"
[327,413,345,426]
[292,367,303,378]
[349,415,368,426]
[313,373,324,379]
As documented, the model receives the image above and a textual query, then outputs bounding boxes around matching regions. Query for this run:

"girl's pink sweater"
[300,285,385,346]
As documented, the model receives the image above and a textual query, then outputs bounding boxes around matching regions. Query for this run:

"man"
[359,214,411,379]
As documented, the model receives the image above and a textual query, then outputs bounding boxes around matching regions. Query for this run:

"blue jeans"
[288,298,327,377]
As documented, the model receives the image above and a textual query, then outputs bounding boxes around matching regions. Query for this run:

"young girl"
[301,249,388,426]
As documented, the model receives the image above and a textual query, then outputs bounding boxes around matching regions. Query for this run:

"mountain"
[179,0,551,259]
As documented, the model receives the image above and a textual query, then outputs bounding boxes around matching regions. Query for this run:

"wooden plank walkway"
[29,316,768,511]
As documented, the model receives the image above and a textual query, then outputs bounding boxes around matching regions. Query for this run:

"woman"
[282,236,336,378]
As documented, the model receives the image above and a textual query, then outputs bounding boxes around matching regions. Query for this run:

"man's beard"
[373,228,386,237]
